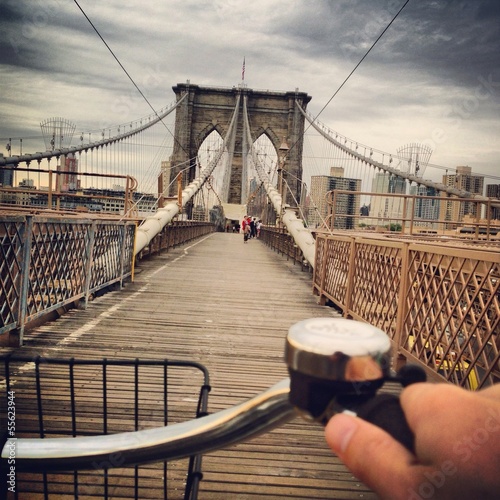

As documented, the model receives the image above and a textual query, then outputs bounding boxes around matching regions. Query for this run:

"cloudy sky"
[1,0,499,184]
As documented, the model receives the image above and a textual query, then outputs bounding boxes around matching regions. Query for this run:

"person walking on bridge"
[249,217,257,238]
[241,216,251,243]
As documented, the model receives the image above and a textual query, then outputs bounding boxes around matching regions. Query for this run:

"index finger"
[400,383,479,464]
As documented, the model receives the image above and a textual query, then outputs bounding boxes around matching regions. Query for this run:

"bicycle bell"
[285,317,392,422]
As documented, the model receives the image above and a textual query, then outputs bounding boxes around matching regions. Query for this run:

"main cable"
[288,0,412,158]
[315,0,412,123]
[73,0,190,156]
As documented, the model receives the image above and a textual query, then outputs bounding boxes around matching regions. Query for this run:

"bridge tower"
[168,83,311,206]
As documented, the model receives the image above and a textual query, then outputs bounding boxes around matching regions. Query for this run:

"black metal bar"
[34,358,49,498]
[134,358,140,499]
[102,359,109,499]
[163,363,168,499]
[34,358,44,438]
[69,359,79,498]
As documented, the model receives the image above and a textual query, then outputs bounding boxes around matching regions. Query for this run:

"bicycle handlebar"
[3,380,294,472]
[1,318,424,471]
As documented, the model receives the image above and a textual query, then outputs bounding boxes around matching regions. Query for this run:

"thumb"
[325,413,416,499]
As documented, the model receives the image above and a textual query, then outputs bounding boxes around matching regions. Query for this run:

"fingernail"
[327,413,359,454]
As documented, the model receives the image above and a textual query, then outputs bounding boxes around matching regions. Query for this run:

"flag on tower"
[242,57,245,81]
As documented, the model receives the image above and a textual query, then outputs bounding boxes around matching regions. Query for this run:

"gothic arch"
[254,127,281,154]
[195,122,226,151]
[169,83,311,204]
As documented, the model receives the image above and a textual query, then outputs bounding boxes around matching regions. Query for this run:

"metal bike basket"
[0,355,211,500]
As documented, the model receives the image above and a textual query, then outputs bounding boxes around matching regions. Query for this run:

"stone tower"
[168,83,311,205]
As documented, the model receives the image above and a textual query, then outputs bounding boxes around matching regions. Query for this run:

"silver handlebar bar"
[2,379,294,472]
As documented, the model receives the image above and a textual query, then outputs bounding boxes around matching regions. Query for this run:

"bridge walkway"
[3,232,378,499]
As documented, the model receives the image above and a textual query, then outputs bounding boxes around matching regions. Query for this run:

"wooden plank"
[0,232,383,499]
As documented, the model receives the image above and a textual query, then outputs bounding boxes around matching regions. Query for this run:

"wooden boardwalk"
[2,232,379,499]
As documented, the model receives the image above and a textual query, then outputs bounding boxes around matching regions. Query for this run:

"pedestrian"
[256,220,262,238]
[249,217,256,238]
[242,216,250,243]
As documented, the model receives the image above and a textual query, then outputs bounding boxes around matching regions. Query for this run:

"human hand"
[325,383,500,499]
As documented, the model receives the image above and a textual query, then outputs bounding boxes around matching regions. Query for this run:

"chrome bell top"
[285,318,391,382]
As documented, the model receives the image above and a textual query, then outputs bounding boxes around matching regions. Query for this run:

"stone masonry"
[168,83,311,205]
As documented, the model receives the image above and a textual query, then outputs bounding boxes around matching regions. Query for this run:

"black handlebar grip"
[355,393,415,453]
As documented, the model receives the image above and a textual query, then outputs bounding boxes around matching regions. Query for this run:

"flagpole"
[242,57,245,82]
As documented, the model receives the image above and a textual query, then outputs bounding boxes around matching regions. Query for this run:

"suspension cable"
[284,0,412,162]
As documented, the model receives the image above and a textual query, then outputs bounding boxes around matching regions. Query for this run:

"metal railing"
[0,216,216,345]
[326,189,500,241]
[313,232,500,390]
[259,225,311,269]
[0,215,136,344]
[137,221,215,258]
[0,166,139,217]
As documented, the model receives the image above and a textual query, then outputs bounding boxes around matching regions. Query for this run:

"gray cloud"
[0,0,499,180]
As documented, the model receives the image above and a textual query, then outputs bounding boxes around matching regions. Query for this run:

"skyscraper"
[308,167,361,229]
[486,184,500,220]
[440,166,484,226]
[369,172,407,226]
[0,166,13,187]
[409,184,440,228]
[60,153,79,191]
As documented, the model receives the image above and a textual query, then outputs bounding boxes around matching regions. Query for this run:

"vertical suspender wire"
[97,147,101,190]
[147,120,152,192]
[90,147,95,191]
[99,144,103,190]
[119,134,123,189]
[127,130,131,188]
[124,134,127,192]
[137,126,141,192]
[149,119,153,191]
[89,147,93,190]
[144,121,148,193]
[116,138,119,194]
[143,123,146,193]
[120,129,124,184]
[138,124,145,188]
[130,131,133,192]
[133,128,137,187]
[139,126,143,192]
[105,133,108,189]
[124,133,128,196]
[92,146,96,190]
[134,127,138,191]
[142,124,146,189]
[142,125,146,191]
[145,121,150,197]
[82,149,86,190]
[102,145,105,190]
[132,129,136,194]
